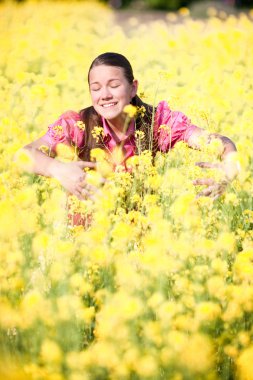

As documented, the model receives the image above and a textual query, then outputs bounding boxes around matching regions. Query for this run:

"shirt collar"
[102,117,135,144]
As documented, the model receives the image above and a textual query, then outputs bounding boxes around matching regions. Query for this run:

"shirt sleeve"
[154,100,200,152]
[44,110,85,153]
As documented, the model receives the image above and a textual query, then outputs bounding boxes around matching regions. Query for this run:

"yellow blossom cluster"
[1,1,253,380]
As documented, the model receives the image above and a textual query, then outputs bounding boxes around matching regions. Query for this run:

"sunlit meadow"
[0,1,253,379]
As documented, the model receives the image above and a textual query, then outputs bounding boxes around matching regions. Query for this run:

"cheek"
[90,92,99,105]
[118,88,132,103]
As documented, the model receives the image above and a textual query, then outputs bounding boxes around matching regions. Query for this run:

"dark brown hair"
[79,52,157,161]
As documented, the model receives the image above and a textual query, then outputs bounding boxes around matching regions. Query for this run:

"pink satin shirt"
[44,101,200,161]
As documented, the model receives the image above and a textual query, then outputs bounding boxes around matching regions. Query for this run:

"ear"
[131,79,138,98]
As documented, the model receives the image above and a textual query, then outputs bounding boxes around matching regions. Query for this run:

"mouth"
[101,102,117,108]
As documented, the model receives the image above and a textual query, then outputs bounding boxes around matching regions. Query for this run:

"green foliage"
[143,0,189,11]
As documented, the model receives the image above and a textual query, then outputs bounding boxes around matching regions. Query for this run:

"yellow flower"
[178,7,190,16]
[211,258,228,275]
[91,126,104,142]
[159,124,171,134]
[224,345,238,359]
[234,249,253,283]
[136,105,146,117]
[222,300,243,322]
[52,125,64,137]
[243,209,253,224]
[207,276,226,298]
[134,130,145,140]
[81,306,95,324]
[38,144,50,155]
[143,321,162,346]
[97,160,113,178]
[21,291,50,327]
[90,147,107,161]
[0,359,31,380]
[40,339,63,364]
[110,145,125,166]
[0,299,21,328]
[75,120,85,131]
[14,148,34,172]
[56,143,77,162]
[110,221,132,248]
[216,232,236,253]
[238,332,251,347]
[236,346,253,380]
[224,192,239,206]
[180,334,215,373]
[170,193,196,218]
[56,295,83,321]
[195,301,222,322]
[126,155,140,168]
[123,104,137,118]
[85,170,104,187]
[135,355,158,378]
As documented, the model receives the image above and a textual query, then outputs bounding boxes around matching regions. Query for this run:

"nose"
[101,86,112,99]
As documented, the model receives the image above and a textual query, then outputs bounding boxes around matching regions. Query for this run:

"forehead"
[89,65,126,83]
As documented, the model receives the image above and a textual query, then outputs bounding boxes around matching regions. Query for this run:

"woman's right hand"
[49,160,97,200]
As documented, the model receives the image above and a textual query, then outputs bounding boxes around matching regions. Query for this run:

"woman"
[24,52,238,204]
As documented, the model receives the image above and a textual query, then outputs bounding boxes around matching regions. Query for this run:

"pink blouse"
[44,101,199,161]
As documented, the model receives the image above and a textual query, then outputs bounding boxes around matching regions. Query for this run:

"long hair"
[79,52,157,161]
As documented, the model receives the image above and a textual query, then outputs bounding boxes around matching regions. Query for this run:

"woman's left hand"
[193,155,240,200]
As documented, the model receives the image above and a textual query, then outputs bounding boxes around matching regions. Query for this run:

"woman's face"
[89,65,138,123]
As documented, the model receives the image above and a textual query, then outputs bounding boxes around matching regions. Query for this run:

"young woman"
[24,52,238,204]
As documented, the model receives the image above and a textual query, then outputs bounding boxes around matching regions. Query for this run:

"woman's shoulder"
[46,110,86,149]
[157,100,169,107]
[154,100,173,125]
[57,110,82,121]
[155,100,190,123]
[155,100,171,113]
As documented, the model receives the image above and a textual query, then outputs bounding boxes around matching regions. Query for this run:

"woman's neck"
[106,115,130,138]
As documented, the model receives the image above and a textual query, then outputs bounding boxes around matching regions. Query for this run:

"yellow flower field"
[1,1,253,379]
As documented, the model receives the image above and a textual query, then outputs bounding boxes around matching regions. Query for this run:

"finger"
[81,188,96,201]
[195,162,220,169]
[81,188,90,196]
[79,181,98,193]
[73,190,84,201]
[87,183,99,192]
[76,184,84,193]
[211,183,228,199]
[78,175,86,182]
[196,185,217,198]
[76,161,97,169]
[193,178,216,186]
[88,176,107,185]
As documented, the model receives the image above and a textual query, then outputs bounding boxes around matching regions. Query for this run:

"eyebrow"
[90,78,121,85]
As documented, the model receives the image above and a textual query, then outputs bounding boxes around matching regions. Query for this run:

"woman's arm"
[22,137,96,200]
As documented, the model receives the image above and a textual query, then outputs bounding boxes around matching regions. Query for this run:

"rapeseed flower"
[123,104,137,118]
[1,2,253,379]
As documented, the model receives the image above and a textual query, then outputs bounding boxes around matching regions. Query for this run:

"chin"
[98,108,123,121]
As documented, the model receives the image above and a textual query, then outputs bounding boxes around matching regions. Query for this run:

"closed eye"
[109,80,121,88]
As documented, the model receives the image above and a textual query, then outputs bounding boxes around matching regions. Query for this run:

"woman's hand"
[49,160,97,200]
[193,154,240,200]
[193,162,228,200]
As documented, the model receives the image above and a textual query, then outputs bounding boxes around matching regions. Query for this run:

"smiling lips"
[101,102,117,108]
